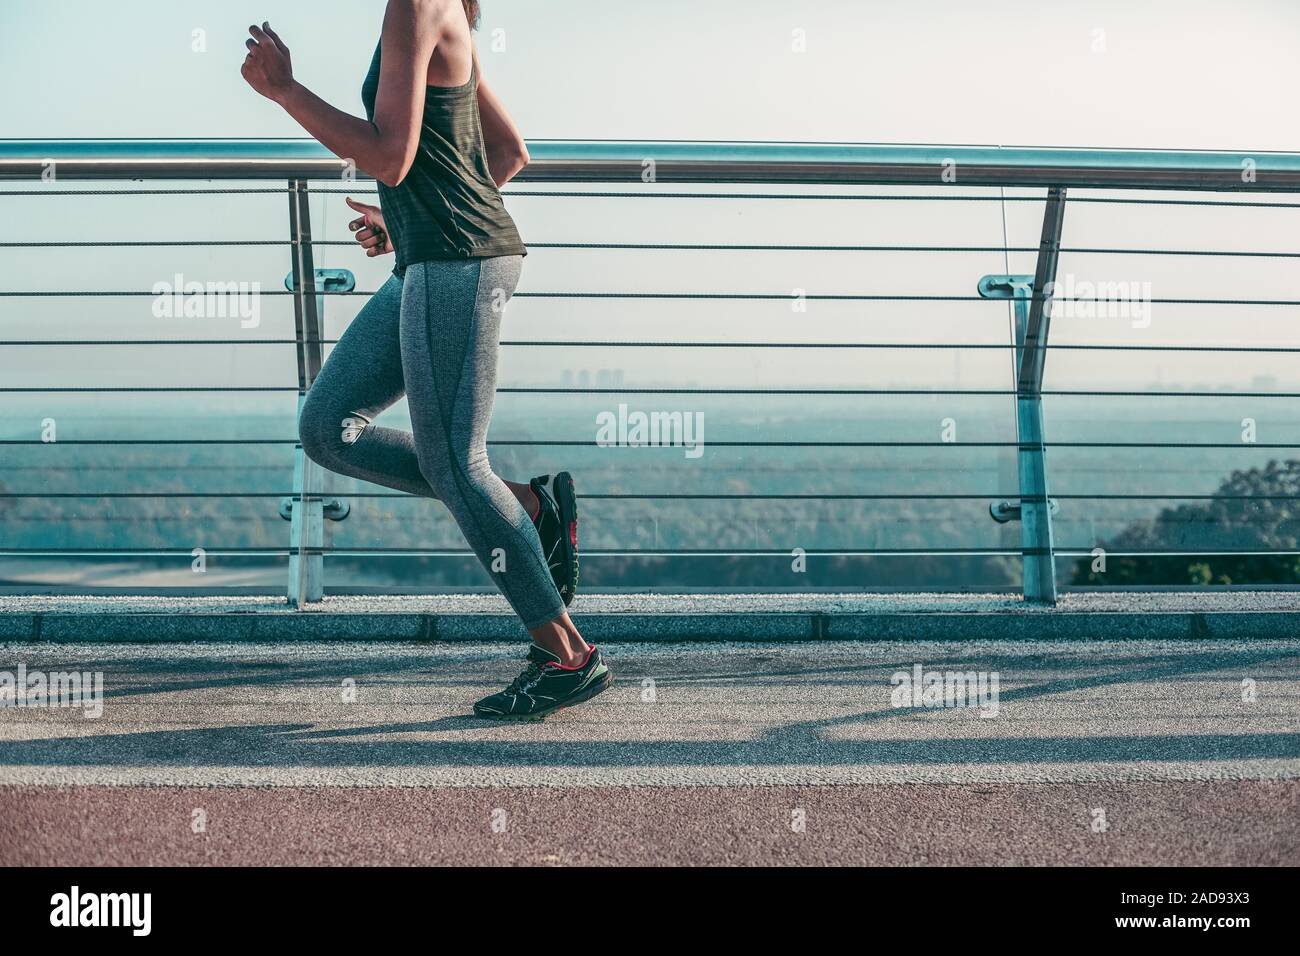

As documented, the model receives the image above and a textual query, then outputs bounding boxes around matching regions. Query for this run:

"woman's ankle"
[505,479,539,520]
[530,615,590,666]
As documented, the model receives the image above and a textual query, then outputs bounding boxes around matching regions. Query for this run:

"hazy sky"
[3,0,1298,147]
[1,0,1298,400]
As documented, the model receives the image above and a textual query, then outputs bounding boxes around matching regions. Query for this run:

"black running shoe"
[529,472,579,606]
[473,643,611,720]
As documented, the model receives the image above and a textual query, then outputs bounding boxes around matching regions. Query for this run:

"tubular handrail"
[3,139,1300,190]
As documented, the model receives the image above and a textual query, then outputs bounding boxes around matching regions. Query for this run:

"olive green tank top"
[361,41,526,272]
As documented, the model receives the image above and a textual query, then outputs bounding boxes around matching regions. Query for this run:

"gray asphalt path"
[2,640,1298,787]
[2,640,1298,864]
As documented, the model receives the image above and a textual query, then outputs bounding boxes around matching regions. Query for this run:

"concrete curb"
[4,610,1299,643]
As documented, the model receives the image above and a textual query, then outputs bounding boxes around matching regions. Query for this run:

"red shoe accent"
[569,519,578,548]
[547,645,596,671]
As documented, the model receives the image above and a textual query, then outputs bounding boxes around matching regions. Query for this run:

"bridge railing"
[2,139,1299,606]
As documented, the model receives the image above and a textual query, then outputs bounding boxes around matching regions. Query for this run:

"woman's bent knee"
[298,393,353,468]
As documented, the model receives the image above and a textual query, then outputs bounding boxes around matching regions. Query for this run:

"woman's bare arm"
[473,49,530,187]
[241,0,444,187]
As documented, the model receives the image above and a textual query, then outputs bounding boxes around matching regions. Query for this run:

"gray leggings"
[298,256,565,630]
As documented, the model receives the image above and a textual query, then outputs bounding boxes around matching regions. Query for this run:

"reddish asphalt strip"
[2,780,1297,866]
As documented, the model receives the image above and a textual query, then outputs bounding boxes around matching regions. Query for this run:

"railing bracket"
[283,268,355,295]
[989,498,1059,524]
[976,274,1035,299]
[280,497,350,522]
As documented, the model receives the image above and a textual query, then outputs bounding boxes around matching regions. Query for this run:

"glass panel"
[0,181,297,592]
[314,184,1023,592]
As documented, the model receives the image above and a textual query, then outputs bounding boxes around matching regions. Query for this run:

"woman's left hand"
[241,22,295,103]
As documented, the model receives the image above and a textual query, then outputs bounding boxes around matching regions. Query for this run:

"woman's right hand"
[345,196,394,257]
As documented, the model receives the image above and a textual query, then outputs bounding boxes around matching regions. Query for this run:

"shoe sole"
[473,669,612,722]
[553,471,579,606]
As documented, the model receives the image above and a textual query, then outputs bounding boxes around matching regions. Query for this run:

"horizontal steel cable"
[6,239,1299,257]
[0,550,1035,559]
[0,240,291,247]
[0,547,1062,557]
[3,386,1298,398]
[2,339,1298,354]
[0,339,312,346]
[3,291,1297,305]
[7,186,1297,208]
[303,187,1300,208]
[2,492,1297,501]
[531,243,1300,257]
[0,188,290,196]
[4,547,1297,558]
[0,291,992,299]
[488,342,1300,352]
[0,387,299,393]
[3,438,1298,448]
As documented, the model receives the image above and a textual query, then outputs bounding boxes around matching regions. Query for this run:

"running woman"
[240,0,607,719]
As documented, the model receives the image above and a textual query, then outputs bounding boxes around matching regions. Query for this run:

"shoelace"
[506,661,546,694]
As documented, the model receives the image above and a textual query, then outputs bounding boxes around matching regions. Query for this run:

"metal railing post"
[287,178,325,606]
[1015,186,1067,604]
[977,186,1066,604]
